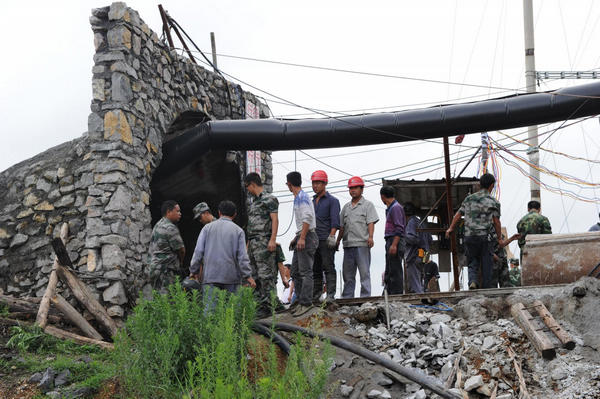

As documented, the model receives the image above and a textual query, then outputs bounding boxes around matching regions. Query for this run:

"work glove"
[326,235,337,249]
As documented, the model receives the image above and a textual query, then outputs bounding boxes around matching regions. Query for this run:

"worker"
[588,212,600,232]
[379,186,406,294]
[337,176,379,298]
[189,200,256,309]
[422,254,440,292]
[404,201,433,294]
[446,173,505,289]
[244,172,279,318]
[509,258,521,287]
[193,202,214,225]
[516,200,552,261]
[148,200,185,294]
[490,229,520,288]
[286,171,318,317]
[310,170,340,305]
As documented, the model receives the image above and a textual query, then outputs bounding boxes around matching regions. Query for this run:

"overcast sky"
[2,1,600,294]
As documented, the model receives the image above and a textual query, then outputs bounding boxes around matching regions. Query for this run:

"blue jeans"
[342,247,371,298]
[202,283,239,313]
[464,235,493,288]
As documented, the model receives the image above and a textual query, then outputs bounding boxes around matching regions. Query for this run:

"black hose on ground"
[259,321,461,399]
[251,322,291,355]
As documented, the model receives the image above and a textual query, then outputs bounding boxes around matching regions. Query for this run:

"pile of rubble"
[332,278,600,398]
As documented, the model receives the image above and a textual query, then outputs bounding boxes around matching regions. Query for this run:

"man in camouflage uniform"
[516,200,552,262]
[490,228,519,287]
[509,258,521,286]
[193,202,214,226]
[446,173,505,289]
[244,172,279,317]
[148,200,185,293]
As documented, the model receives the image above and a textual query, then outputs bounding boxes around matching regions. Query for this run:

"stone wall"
[0,2,272,318]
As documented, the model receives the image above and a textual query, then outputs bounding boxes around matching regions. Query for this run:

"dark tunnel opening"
[148,111,249,277]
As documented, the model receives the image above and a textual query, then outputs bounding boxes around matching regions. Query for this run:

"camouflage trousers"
[248,237,277,311]
[491,256,511,288]
[148,264,179,294]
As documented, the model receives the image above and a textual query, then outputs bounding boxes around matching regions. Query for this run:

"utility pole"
[443,137,461,291]
[210,32,218,72]
[523,0,541,202]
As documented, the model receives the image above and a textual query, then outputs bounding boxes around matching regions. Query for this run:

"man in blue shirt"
[380,186,406,295]
[189,200,256,293]
[311,170,340,304]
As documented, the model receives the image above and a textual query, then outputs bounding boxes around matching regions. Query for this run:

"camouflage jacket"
[516,211,552,248]
[458,189,501,237]
[247,192,279,239]
[148,217,184,271]
[509,267,521,287]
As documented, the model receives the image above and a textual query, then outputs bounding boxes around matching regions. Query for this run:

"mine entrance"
[149,112,248,272]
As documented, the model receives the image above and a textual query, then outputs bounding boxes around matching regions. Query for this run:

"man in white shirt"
[286,171,318,317]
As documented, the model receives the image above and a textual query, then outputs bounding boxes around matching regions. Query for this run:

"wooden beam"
[510,302,556,359]
[445,345,464,389]
[532,300,575,350]
[44,325,113,350]
[51,294,104,341]
[507,346,531,399]
[56,265,118,337]
[37,223,69,328]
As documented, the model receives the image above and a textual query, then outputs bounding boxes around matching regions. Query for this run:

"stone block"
[103,281,127,305]
[102,244,125,269]
[35,178,52,192]
[111,72,133,102]
[10,233,28,248]
[43,170,58,183]
[104,269,126,281]
[100,234,128,247]
[105,185,131,214]
[464,375,484,391]
[92,79,105,101]
[103,110,132,144]
[110,61,138,79]
[107,305,124,317]
[54,195,75,208]
[23,193,40,207]
[94,51,125,63]
[107,25,131,49]
[34,201,54,211]
[108,2,127,20]
[94,172,126,184]
[87,218,111,236]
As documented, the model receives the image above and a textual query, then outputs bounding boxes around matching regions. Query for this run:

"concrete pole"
[523,0,541,202]
[210,32,218,72]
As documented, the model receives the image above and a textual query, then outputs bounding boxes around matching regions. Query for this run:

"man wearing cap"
[311,170,341,304]
[244,172,279,317]
[193,202,214,226]
[337,176,379,298]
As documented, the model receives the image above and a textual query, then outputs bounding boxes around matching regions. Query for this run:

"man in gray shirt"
[337,176,379,298]
[190,200,256,294]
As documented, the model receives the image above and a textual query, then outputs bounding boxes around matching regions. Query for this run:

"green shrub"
[114,282,332,399]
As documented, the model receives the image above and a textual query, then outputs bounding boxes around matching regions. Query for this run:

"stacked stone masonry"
[0,2,272,319]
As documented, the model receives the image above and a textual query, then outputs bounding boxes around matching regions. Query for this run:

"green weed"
[114,282,333,399]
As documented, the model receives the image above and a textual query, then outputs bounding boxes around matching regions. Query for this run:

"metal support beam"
[537,71,600,80]
[158,5,175,49]
[443,137,461,291]
[167,16,197,64]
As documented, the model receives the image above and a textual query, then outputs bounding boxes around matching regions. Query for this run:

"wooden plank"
[36,223,69,328]
[56,265,118,337]
[445,345,464,389]
[51,294,104,341]
[532,300,575,350]
[507,346,531,399]
[1,294,51,315]
[511,302,555,359]
[44,325,113,350]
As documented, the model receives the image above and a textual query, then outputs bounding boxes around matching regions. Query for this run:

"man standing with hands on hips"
[311,170,340,305]
[337,176,379,298]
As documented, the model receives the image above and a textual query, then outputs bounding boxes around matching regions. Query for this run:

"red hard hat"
[347,176,365,188]
[311,170,328,183]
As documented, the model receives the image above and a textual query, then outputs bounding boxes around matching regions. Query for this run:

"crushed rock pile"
[333,277,600,399]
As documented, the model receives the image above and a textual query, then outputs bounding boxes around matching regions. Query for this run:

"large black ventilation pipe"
[156,82,600,178]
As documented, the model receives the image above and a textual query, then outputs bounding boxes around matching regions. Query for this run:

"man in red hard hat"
[311,170,340,305]
[337,176,379,298]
